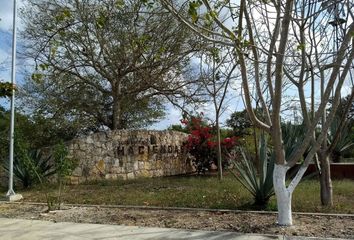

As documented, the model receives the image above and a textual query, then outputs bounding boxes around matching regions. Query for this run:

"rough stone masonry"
[67,130,194,184]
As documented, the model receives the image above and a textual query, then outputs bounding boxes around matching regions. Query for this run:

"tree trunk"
[273,164,292,226]
[112,99,121,130]
[216,117,223,180]
[318,151,333,206]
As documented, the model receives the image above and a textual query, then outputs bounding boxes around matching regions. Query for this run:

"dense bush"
[182,115,238,174]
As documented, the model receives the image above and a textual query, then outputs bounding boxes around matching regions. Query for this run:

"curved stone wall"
[67,130,193,184]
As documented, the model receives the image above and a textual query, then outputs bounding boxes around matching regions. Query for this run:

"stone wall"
[67,130,193,184]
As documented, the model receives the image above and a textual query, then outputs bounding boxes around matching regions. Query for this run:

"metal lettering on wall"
[115,135,184,156]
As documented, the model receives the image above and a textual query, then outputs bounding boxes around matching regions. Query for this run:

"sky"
[0,0,17,108]
[1,0,30,113]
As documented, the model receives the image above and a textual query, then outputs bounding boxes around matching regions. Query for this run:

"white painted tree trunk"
[273,164,292,226]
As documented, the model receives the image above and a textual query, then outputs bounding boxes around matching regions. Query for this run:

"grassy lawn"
[4,175,354,214]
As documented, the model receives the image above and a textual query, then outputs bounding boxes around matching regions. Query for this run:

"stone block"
[72,167,83,176]
[125,163,134,172]
[153,169,164,177]
[6,194,23,202]
[127,172,135,180]
[137,170,151,177]
[86,136,94,144]
[105,174,118,180]
[156,160,167,170]
[144,161,152,170]
[138,161,145,170]
[69,176,80,185]
[133,161,139,171]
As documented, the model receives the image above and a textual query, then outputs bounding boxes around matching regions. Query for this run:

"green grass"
[4,175,354,214]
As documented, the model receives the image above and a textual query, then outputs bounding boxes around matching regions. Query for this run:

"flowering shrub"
[182,115,238,174]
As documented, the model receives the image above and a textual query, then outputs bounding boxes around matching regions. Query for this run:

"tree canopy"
[21,0,202,130]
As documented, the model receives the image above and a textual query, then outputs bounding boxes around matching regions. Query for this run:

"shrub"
[229,132,274,206]
[52,142,78,209]
[182,115,238,174]
[2,136,56,189]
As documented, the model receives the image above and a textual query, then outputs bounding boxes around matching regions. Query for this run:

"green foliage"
[230,133,275,206]
[226,110,252,137]
[2,135,56,189]
[54,7,72,22]
[188,0,203,23]
[0,108,78,154]
[327,94,354,160]
[51,142,78,210]
[26,142,77,211]
[296,43,306,51]
[281,122,306,159]
[96,12,107,29]
[328,116,354,162]
[168,124,188,133]
[140,0,156,8]
[53,142,77,181]
[115,0,125,9]
[31,73,44,82]
[0,82,15,98]
[0,108,78,193]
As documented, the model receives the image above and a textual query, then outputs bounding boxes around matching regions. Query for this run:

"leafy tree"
[226,110,252,137]
[0,108,77,154]
[21,0,202,130]
[168,122,191,133]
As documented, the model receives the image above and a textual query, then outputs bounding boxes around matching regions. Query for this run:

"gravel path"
[0,202,353,239]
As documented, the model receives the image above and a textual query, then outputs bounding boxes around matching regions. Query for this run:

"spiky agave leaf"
[230,133,275,206]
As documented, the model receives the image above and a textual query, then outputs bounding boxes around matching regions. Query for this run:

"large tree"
[160,0,354,225]
[21,0,202,130]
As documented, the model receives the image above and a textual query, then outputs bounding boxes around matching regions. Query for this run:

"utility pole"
[6,0,23,202]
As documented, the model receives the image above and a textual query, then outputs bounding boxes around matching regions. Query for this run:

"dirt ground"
[0,202,353,239]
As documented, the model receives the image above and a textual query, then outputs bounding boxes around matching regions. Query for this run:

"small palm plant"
[229,133,275,206]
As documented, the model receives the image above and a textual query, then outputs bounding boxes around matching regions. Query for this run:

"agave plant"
[3,149,56,188]
[281,122,306,159]
[328,116,354,162]
[229,133,274,206]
